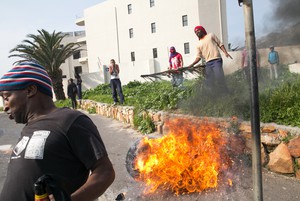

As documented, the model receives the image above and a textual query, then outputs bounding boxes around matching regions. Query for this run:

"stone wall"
[80,100,135,126]
[79,100,300,180]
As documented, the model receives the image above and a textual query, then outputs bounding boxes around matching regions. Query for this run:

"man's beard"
[196,32,205,39]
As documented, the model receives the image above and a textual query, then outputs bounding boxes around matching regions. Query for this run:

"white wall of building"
[60,31,89,77]
[59,31,89,97]
[80,0,228,85]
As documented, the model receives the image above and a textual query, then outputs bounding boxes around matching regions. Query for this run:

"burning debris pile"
[127,118,242,195]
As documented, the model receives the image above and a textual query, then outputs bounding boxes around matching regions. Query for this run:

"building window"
[73,51,81,60]
[150,0,155,7]
[131,52,135,61]
[74,66,82,74]
[153,48,158,58]
[128,4,132,14]
[184,42,190,54]
[129,28,134,38]
[182,15,188,27]
[151,23,156,33]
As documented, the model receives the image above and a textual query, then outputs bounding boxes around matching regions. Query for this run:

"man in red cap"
[188,25,232,95]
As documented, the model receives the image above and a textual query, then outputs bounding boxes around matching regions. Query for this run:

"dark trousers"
[70,95,77,109]
[77,84,82,99]
[205,58,228,94]
[110,79,124,103]
[171,73,184,88]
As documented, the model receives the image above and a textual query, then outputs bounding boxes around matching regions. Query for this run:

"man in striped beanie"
[0,62,115,201]
[0,62,54,124]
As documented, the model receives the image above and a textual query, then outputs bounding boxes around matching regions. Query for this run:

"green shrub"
[62,64,300,131]
[295,159,300,171]
[83,84,112,100]
[87,107,96,114]
[133,110,155,134]
[281,132,293,144]
[124,80,142,88]
[260,79,300,127]
[55,99,72,108]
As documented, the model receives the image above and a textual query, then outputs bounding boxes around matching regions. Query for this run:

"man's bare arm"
[71,156,115,201]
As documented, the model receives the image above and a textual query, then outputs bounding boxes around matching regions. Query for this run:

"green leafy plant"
[281,132,294,144]
[82,84,113,103]
[294,159,300,171]
[133,110,155,134]
[55,99,72,108]
[87,106,96,114]
[259,69,300,127]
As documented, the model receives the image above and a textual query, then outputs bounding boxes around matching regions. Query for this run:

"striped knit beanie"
[0,62,53,98]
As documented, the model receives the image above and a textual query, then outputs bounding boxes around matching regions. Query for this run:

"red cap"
[194,26,207,35]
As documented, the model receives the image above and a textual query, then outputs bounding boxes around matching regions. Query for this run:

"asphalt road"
[1,111,300,201]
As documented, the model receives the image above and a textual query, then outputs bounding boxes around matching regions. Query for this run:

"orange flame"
[228,179,233,186]
[134,118,232,195]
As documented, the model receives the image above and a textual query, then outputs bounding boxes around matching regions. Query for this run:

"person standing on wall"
[168,46,184,88]
[109,59,124,105]
[241,45,260,82]
[188,25,232,95]
[75,73,82,103]
[268,45,279,79]
[67,78,77,109]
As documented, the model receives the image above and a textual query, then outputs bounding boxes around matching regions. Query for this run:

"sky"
[0,0,272,77]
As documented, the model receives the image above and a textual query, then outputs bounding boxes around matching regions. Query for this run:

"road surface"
[1,111,300,201]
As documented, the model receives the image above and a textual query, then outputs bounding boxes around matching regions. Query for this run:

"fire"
[228,179,233,186]
[134,118,232,195]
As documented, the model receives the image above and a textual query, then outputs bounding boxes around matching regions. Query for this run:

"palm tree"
[9,29,81,100]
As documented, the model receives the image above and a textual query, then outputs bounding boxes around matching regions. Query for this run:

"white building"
[76,0,228,87]
[60,31,89,77]
[59,31,88,95]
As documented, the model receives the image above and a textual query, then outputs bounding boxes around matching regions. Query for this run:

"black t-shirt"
[0,108,107,201]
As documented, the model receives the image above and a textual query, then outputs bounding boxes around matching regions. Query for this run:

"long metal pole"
[241,0,263,200]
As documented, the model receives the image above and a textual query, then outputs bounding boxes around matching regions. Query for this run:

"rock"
[239,124,251,133]
[261,133,281,146]
[268,143,294,174]
[288,136,300,157]
[261,125,276,133]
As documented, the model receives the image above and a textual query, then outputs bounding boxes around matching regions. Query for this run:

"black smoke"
[271,0,300,27]
[257,0,300,48]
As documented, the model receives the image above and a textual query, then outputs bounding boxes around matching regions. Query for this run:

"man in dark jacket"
[67,78,77,109]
